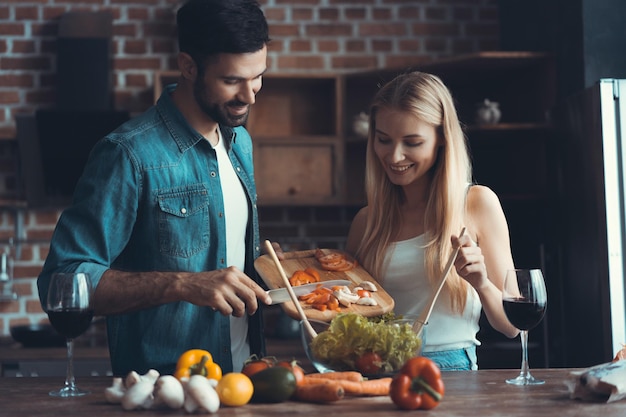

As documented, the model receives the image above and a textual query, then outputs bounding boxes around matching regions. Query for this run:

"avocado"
[250,366,297,403]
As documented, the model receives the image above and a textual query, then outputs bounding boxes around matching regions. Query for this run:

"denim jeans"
[423,346,478,371]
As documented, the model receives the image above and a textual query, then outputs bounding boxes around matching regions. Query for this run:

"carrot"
[304,371,364,382]
[338,377,392,396]
[294,382,345,403]
[303,375,391,396]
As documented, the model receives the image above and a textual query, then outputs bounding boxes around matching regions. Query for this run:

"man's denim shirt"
[37,85,265,376]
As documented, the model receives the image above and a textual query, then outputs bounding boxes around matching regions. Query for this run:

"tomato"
[216,372,254,407]
[320,259,357,271]
[355,351,383,374]
[315,250,345,264]
[241,356,275,377]
[276,360,305,387]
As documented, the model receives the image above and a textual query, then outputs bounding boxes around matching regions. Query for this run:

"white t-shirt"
[382,234,481,352]
[212,130,250,371]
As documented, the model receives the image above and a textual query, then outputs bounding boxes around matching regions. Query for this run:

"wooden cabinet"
[247,74,345,205]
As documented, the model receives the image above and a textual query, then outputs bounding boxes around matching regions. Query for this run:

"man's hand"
[183,267,272,316]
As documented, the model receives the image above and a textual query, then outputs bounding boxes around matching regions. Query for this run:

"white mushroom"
[335,285,352,294]
[153,375,185,409]
[334,290,360,307]
[125,369,160,388]
[121,378,155,410]
[360,281,378,292]
[356,297,378,306]
[121,369,160,411]
[124,370,142,387]
[183,374,220,414]
[104,377,125,404]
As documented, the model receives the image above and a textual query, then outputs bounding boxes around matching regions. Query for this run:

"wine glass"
[46,272,94,397]
[502,268,547,385]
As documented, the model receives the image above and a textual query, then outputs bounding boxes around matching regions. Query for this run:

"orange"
[216,372,254,407]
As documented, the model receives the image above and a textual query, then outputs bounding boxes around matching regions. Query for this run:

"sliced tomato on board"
[314,249,357,272]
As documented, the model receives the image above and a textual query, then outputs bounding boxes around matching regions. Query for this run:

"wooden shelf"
[247,74,341,137]
[465,122,555,132]
[151,52,556,210]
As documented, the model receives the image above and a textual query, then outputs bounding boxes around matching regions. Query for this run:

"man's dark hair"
[177,0,270,66]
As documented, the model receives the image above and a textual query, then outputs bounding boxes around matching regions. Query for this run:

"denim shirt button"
[219,212,223,218]
[236,166,241,172]
[180,207,187,214]
[210,171,216,177]
[220,258,225,264]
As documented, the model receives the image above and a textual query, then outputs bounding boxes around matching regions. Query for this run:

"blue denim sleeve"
[37,137,139,309]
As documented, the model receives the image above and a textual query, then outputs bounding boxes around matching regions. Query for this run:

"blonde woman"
[346,72,519,370]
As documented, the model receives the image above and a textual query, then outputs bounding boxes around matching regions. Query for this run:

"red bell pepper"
[389,356,445,410]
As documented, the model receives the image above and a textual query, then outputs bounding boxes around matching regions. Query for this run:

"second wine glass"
[46,272,94,397]
[502,268,547,385]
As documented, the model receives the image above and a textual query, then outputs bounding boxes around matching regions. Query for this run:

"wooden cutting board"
[254,249,395,322]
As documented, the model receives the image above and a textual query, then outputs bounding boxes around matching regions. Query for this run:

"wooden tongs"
[412,227,466,337]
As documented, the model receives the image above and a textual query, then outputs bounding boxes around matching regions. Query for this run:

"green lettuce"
[309,312,422,373]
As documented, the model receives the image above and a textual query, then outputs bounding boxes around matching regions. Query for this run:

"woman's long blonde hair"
[354,71,472,314]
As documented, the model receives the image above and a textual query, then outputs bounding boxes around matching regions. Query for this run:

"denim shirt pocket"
[157,184,210,258]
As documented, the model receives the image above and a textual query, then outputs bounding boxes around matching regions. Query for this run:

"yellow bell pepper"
[174,349,222,381]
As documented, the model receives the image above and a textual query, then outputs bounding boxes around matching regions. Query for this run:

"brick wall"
[0,0,500,337]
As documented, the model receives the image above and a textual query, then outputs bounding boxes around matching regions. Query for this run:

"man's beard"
[193,77,249,128]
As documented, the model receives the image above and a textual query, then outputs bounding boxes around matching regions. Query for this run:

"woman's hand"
[451,232,519,338]
[452,233,489,291]
[263,241,285,260]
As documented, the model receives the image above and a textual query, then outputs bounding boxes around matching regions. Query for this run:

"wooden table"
[0,368,624,416]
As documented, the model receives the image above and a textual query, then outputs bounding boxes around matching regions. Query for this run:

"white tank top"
[382,234,481,352]
[212,131,250,371]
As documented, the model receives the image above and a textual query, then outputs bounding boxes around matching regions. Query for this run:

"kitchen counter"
[1,368,624,416]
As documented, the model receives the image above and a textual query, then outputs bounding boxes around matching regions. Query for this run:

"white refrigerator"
[556,79,626,367]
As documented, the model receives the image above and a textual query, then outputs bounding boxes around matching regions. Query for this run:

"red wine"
[48,308,94,339]
[503,298,546,330]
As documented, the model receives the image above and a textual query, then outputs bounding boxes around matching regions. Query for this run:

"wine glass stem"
[65,338,76,389]
[520,330,530,377]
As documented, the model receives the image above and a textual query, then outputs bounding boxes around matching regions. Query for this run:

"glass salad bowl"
[300,313,425,377]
